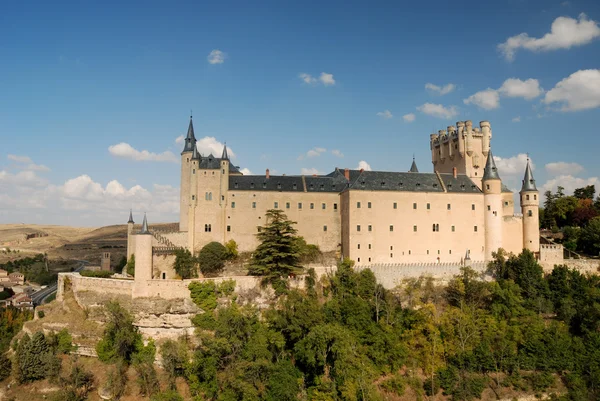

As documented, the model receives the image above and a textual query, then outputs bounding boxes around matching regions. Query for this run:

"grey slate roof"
[182,117,197,154]
[127,209,134,224]
[409,158,419,173]
[230,172,347,193]
[483,150,501,181]
[198,154,241,173]
[502,184,513,193]
[221,143,229,160]
[192,144,200,160]
[348,171,481,193]
[521,159,537,192]
[139,213,151,235]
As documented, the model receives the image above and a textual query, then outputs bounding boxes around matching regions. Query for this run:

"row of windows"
[232,201,339,210]
[356,224,477,232]
[355,249,453,263]
[358,202,475,211]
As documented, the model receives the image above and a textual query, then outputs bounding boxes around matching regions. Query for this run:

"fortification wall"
[539,244,564,271]
[152,254,177,279]
[57,273,134,301]
[160,232,187,248]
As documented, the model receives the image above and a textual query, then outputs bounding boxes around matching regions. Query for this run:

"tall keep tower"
[430,120,492,188]
[482,150,503,260]
[520,158,539,253]
[180,116,197,232]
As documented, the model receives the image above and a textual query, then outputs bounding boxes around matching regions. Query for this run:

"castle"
[126,117,540,284]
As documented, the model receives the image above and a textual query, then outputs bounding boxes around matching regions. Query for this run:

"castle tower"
[126,209,134,259]
[180,116,197,232]
[520,158,539,254]
[135,213,153,282]
[219,144,230,243]
[187,145,200,253]
[101,252,111,271]
[482,150,503,260]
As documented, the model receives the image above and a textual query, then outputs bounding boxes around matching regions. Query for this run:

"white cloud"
[7,154,50,172]
[545,161,584,176]
[498,78,543,100]
[7,155,32,163]
[542,175,600,196]
[207,49,226,64]
[108,143,178,163]
[512,116,521,122]
[543,69,600,111]
[425,83,456,95]
[240,168,252,175]
[498,13,600,61]
[403,113,416,122]
[493,153,532,176]
[299,73,317,84]
[301,167,323,175]
[463,88,500,110]
[331,149,344,158]
[299,147,327,160]
[417,103,458,119]
[377,110,393,119]
[319,72,335,86]
[195,136,236,159]
[175,135,184,145]
[0,170,48,187]
[357,160,372,171]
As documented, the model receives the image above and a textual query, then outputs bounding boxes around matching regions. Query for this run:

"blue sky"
[1,0,600,226]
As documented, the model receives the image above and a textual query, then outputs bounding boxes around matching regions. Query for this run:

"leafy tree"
[160,339,188,390]
[133,339,159,397]
[248,209,302,290]
[96,301,143,364]
[126,254,135,277]
[574,185,595,200]
[225,239,239,259]
[116,255,127,272]
[197,242,228,277]
[173,248,198,279]
[15,331,59,383]
[150,390,184,401]
[57,362,95,401]
[0,353,11,382]
[579,216,600,256]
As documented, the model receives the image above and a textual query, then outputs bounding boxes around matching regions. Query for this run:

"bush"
[57,362,94,401]
[225,239,239,259]
[104,362,127,400]
[380,374,406,395]
[116,255,127,272]
[151,390,184,401]
[47,328,76,354]
[126,254,135,277]
[173,249,198,279]
[133,340,159,397]
[80,270,113,278]
[160,339,188,390]
[197,242,228,276]
[0,353,11,381]
[96,302,143,364]
[15,332,61,383]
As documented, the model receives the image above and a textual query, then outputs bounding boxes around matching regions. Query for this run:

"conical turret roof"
[521,158,537,192]
[127,209,134,224]
[192,144,200,160]
[139,213,151,235]
[409,157,419,173]
[483,151,501,181]
[221,143,229,160]
[182,116,197,154]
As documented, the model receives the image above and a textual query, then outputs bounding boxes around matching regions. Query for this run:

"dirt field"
[0,223,177,267]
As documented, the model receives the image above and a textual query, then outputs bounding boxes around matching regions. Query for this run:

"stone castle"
[125,116,542,289]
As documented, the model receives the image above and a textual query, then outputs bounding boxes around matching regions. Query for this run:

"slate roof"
[483,150,501,181]
[198,154,241,173]
[181,117,197,154]
[521,159,537,192]
[409,159,419,173]
[229,172,347,193]
[139,214,151,235]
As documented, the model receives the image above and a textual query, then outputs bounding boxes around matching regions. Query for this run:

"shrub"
[47,328,76,354]
[380,374,406,395]
[37,310,45,319]
[173,249,198,279]
[160,339,187,390]
[80,270,113,278]
[133,340,159,397]
[96,302,143,364]
[116,255,127,272]
[126,254,135,277]
[15,332,60,383]
[151,390,184,401]
[197,242,228,276]
[225,239,239,259]
[0,353,11,381]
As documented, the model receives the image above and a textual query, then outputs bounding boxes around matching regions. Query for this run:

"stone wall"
[57,273,134,301]
[539,244,565,271]
[160,232,187,248]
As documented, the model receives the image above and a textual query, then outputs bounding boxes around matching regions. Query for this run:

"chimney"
[312,174,317,177]
[344,168,350,180]
[360,168,364,173]
[266,169,270,179]
[453,167,457,178]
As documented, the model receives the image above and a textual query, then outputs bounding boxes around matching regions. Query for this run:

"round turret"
[520,158,539,253]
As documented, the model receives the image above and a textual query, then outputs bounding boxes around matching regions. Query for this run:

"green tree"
[579,216,600,256]
[225,239,239,259]
[0,353,11,381]
[116,255,127,272]
[197,242,228,277]
[150,390,184,401]
[126,254,135,277]
[173,249,198,279]
[160,339,188,390]
[57,362,95,401]
[96,301,143,364]
[133,340,159,397]
[248,209,302,290]
[15,331,59,383]
[574,185,595,200]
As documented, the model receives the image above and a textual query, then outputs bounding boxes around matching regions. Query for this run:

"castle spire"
[139,213,151,235]
[182,115,197,154]
[127,209,134,224]
[221,142,229,160]
[521,157,537,192]
[192,143,200,160]
[409,156,419,173]
[483,150,501,181]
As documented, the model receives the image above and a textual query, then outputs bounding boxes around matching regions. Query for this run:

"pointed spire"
[409,156,419,173]
[221,143,229,160]
[192,143,200,160]
[139,213,151,235]
[182,115,197,154]
[127,209,134,224]
[521,156,537,192]
[483,150,501,181]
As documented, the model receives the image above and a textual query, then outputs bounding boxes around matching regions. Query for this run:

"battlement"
[430,120,491,146]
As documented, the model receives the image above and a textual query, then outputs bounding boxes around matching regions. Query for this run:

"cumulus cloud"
[357,160,372,171]
[403,113,416,122]
[463,89,500,110]
[545,161,584,176]
[417,103,458,119]
[542,175,600,196]
[298,147,327,160]
[512,116,521,122]
[175,135,185,145]
[299,72,336,86]
[498,78,543,100]
[7,155,32,163]
[108,143,178,163]
[299,73,317,84]
[498,13,600,61]
[331,149,344,158]
[195,137,236,159]
[0,170,48,187]
[377,110,393,119]
[493,153,533,176]
[240,168,252,175]
[7,154,50,172]
[207,49,226,64]
[301,167,323,175]
[319,72,335,86]
[543,69,600,111]
[425,83,456,95]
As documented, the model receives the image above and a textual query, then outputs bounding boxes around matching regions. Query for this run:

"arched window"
[528,210,533,217]
[208,192,213,201]
[208,224,212,232]
[204,224,208,232]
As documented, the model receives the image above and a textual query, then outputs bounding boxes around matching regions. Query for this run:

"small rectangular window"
[368,225,372,232]
[323,225,327,232]
[310,203,314,209]
[333,203,338,210]
[393,202,397,209]
[357,257,361,262]
[368,244,371,249]
[427,250,429,255]
[298,202,303,209]
[322,203,326,210]
[193,169,196,174]
[390,246,393,250]
[390,253,393,258]
[257,227,262,233]
[534,194,537,200]
[286,202,290,209]
[427,203,430,210]
[231,201,235,208]
[389,225,394,232]
[227,225,231,232]
[486,184,490,190]
[413,203,417,209]
[474,226,478,232]
[358,244,360,249]
[252,202,256,209]
[471,204,475,210]
[452,225,455,232]
[221,195,224,201]
[357,225,361,232]
[526,194,530,200]
[413,225,417,232]
[357,202,361,208]
[368,202,372,208]
[447,204,451,210]
[192,195,195,200]
[504,201,509,206]
[274,202,279,209]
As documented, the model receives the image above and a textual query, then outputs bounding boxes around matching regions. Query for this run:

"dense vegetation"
[0,253,57,285]
[541,184,600,256]
[174,241,238,279]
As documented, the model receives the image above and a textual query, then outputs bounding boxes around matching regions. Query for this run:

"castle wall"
[539,244,564,270]
[502,215,524,255]
[344,190,486,264]
[158,232,187,248]
[152,254,177,279]
[57,273,134,302]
